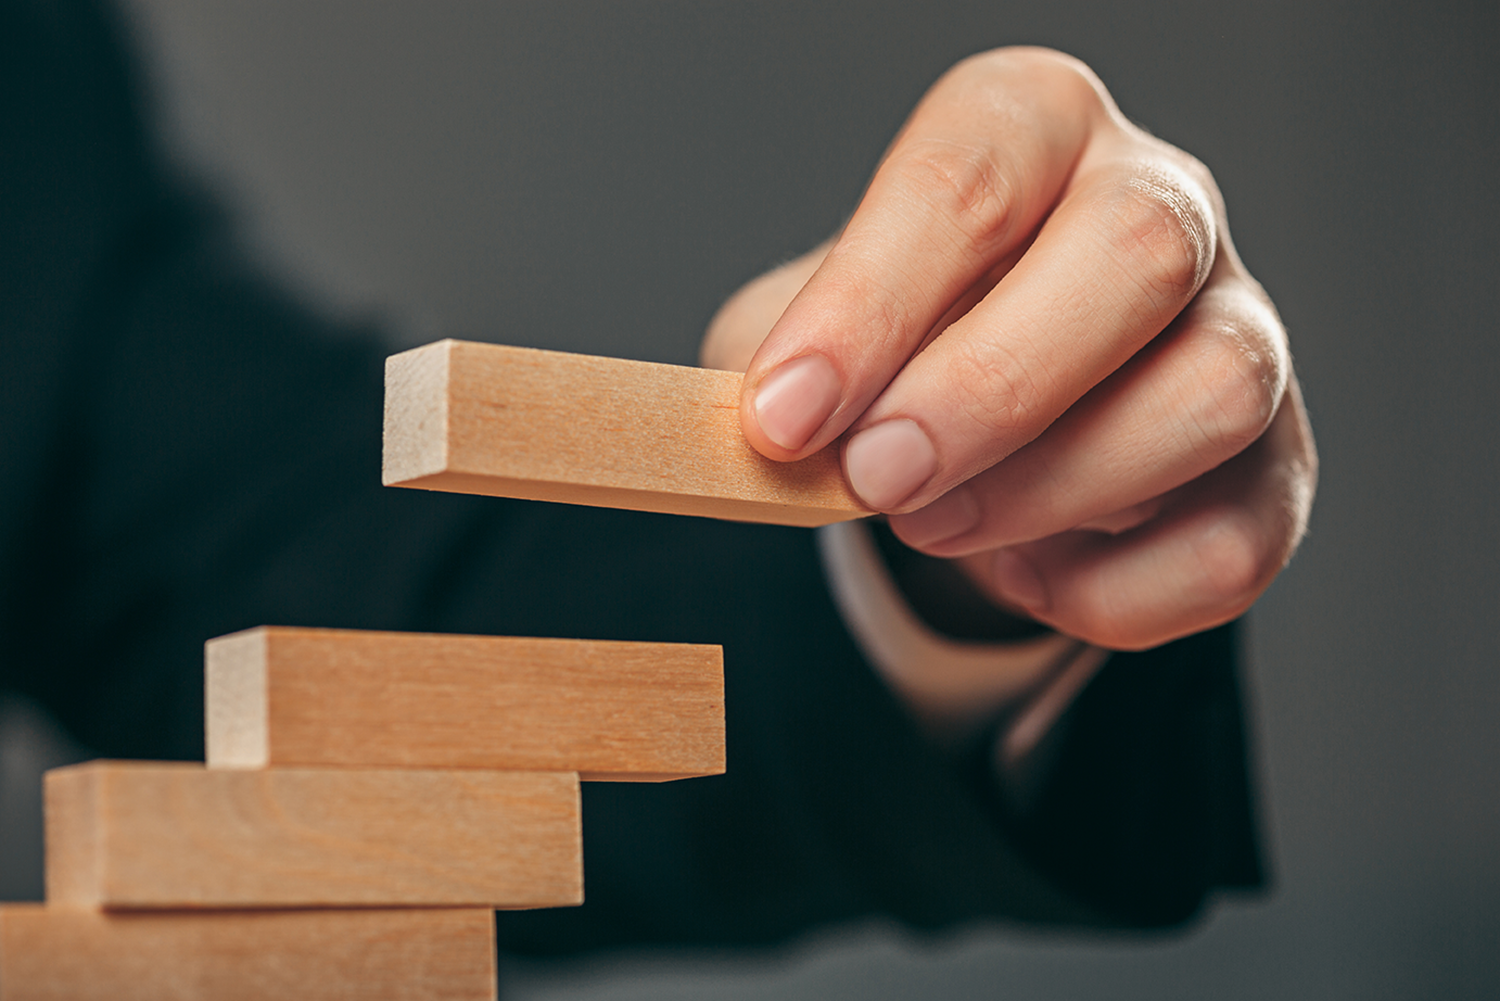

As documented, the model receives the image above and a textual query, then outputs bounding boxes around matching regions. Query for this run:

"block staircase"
[0,627,723,1000]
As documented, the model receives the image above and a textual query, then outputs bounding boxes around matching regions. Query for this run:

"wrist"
[816,521,1076,744]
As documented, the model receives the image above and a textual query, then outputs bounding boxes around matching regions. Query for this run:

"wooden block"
[382,339,871,526]
[0,905,496,1001]
[45,762,581,909]
[206,626,724,781]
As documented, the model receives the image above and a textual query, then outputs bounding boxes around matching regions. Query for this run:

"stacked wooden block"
[0,342,867,999]
[0,628,724,1000]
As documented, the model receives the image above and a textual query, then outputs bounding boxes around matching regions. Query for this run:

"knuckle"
[1068,578,1150,651]
[1192,511,1273,607]
[1064,506,1278,651]
[894,139,1020,251]
[1195,328,1283,454]
[1105,166,1215,309]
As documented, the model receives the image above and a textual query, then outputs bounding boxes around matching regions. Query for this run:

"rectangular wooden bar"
[206,626,725,781]
[45,762,581,909]
[382,339,870,526]
[0,905,497,1001]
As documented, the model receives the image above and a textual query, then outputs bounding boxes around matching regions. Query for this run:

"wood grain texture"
[205,626,725,781]
[382,339,870,527]
[0,905,497,1001]
[44,762,581,909]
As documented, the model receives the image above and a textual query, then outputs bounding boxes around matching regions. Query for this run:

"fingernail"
[752,355,842,452]
[845,419,938,510]
[990,548,1049,614]
[890,485,980,548]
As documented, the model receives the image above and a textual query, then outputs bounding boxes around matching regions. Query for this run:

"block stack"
[0,627,724,1000]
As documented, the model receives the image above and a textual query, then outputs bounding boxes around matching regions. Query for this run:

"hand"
[701,47,1317,651]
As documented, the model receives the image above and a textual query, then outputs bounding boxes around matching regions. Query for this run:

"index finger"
[738,48,1103,461]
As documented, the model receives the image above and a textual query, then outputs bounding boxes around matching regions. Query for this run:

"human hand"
[701,47,1316,651]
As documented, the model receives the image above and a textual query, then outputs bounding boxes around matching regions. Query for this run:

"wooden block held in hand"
[0,905,497,1001]
[45,762,581,909]
[206,626,725,781]
[383,339,870,526]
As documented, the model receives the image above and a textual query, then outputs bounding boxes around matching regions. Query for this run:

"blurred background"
[2,1,1495,997]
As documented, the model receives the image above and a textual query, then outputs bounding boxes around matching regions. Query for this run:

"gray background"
[2,1,1495,998]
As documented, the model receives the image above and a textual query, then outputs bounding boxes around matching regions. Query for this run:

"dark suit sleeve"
[0,0,1264,948]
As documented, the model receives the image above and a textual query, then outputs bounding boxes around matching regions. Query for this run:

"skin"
[701,47,1317,654]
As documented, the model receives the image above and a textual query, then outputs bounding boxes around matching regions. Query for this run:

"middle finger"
[889,260,1288,554]
[841,146,1221,513]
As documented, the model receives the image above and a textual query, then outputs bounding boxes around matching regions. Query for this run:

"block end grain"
[382,339,452,487]
[206,628,269,769]
[41,763,101,907]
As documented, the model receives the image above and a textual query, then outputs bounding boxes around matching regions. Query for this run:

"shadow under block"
[206,626,725,781]
[382,339,871,527]
[0,905,497,1001]
[44,762,581,909]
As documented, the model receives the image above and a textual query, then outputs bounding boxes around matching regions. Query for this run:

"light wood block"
[0,905,497,1001]
[206,626,725,781]
[382,339,870,526]
[45,762,581,909]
